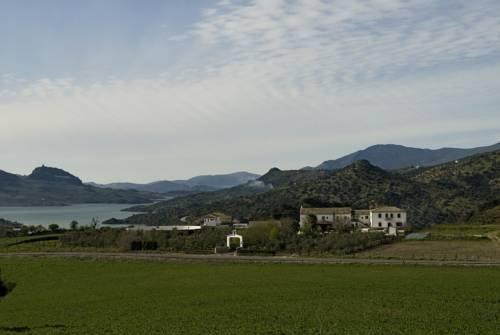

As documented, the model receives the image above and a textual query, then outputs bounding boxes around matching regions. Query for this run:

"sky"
[1,0,500,183]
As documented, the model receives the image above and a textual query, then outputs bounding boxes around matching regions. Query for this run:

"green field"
[0,258,499,334]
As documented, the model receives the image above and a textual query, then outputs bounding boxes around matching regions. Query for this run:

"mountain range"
[122,149,500,228]
[315,142,500,170]
[0,166,158,206]
[2,141,499,213]
[88,172,260,194]
[88,142,500,194]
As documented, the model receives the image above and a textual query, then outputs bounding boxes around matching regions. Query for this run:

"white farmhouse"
[299,205,408,235]
[369,207,407,229]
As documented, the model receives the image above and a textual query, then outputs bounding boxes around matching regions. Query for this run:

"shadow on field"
[0,324,66,333]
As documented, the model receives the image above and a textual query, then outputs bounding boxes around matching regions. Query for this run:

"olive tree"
[48,224,60,232]
[70,220,79,230]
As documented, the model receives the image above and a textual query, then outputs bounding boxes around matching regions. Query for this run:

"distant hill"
[181,172,260,189]
[0,166,157,206]
[91,172,260,194]
[122,150,500,227]
[316,142,500,170]
[0,218,22,228]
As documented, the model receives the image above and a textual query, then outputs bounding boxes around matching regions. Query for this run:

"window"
[378,213,382,218]
[378,222,382,227]
[397,213,401,218]
[385,213,389,218]
[390,213,394,218]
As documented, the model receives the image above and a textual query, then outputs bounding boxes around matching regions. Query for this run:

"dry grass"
[356,240,500,261]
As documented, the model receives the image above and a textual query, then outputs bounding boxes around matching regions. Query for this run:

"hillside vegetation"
[124,151,500,227]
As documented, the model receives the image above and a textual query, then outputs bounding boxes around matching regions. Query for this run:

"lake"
[0,204,143,228]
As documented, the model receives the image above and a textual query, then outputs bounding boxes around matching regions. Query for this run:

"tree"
[48,224,59,232]
[70,221,79,230]
[307,214,318,226]
[90,217,100,230]
[0,270,15,299]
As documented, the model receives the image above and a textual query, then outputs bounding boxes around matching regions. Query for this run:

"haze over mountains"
[315,142,500,170]
[89,172,260,194]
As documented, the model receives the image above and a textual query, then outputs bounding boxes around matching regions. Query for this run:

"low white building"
[127,225,202,231]
[233,223,249,229]
[369,207,407,229]
[299,207,352,228]
[202,212,232,227]
[299,205,407,233]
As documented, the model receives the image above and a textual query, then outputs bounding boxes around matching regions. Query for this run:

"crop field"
[0,258,499,334]
[357,223,500,261]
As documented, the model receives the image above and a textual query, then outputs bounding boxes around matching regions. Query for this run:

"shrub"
[0,270,15,298]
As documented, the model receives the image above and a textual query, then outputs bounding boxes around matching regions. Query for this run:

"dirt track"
[1,252,500,267]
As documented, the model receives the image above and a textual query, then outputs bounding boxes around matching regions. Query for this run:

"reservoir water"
[0,204,142,228]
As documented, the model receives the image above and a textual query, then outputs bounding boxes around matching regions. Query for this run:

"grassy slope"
[0,258,500,334]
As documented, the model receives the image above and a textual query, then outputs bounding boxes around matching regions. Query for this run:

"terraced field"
[0,258,499,334]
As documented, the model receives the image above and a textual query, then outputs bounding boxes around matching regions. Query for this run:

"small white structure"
[127,225,202,231]
[233,223,249,229]
[226,230,243,248]
[203,212,232,227]
[369,207,407,229]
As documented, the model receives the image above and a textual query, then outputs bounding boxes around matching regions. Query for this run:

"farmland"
[356,223,500,261]
[1,258,500,334]
[355,240,500,261]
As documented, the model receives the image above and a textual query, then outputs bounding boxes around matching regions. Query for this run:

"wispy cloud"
[187,0,500,88]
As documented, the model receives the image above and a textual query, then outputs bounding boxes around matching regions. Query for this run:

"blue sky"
[0,0,211,79]
[1,0,500,183]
